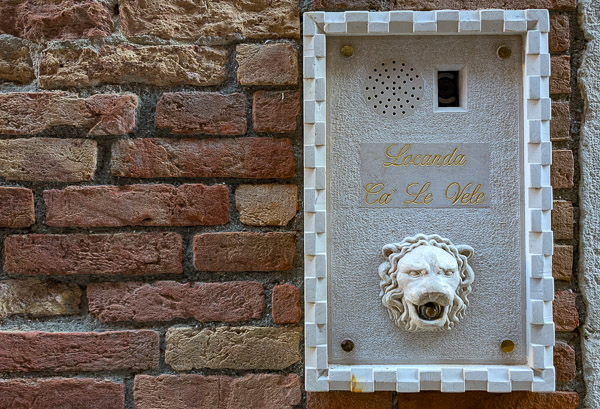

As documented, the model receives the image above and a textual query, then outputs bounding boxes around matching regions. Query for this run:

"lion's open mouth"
[417,302,445,321]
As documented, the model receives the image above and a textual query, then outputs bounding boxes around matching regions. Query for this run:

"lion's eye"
[441,269,455,276]
[407,270,425,277]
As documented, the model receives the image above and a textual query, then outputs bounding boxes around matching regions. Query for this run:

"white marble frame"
[303,9,554,393]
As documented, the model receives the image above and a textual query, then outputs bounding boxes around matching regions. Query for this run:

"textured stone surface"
[314,0,383,9]
[88,281,264,323]
[156,92,246,135]
[253,90,301,133]
[0,378,124,409]
[0,138,96,182]
[39,45,227,88]
[112,137,294,179]
[120,0,299,41]
[553,245,573,281]
[0,0,113,42]
[390,0,576,9]
[551,150,575,188]
[165,326,301,370]
[272,284,302,324]
[395,392,579,409]
[550,55,571,94]
[0,331,159,372]
[0,187,34,228]
[193,232,296,272]
[236,43,298,86]
[555,342,576,382]
[45,184,229,227]
[134,374,301,409]
[0,280,81,319]
[554,289,579,331]
[550,14,570,52]
[551,100,570,141]
[552,200,574,239]
[0,37,33,83]
[307,392,393,409]
[235,184,298,226]
[4,233,182,276]
[0,92,137,135]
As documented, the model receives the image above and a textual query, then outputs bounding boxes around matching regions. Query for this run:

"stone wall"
[0,0,587,408]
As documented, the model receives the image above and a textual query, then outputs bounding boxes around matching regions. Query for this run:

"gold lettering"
[404,182,433,205]
[383,144,410,167]
[383,144,467,167]
[445,182,486,205]
[364,183,392,205]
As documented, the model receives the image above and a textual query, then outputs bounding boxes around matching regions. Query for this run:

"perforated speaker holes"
[364,60,425,119]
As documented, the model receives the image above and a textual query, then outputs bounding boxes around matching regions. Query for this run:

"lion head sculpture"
[378,234,475,332]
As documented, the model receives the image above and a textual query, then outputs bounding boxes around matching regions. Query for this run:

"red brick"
[551,150,574,189]
[308,392,393,409]
[552,200,574,240]
[0,138,96,182]
[550,56,571,94]
[134,374,301,409]
[273,284,302,324]
[553,245,573,281]
[551,101,570,141]
[237,43,298,86]
[253,90,301,133]
[314,0,382,9]
[550,14,570,52]
[0,330,159,372]
[194,232,296,272]
[555,342,576,382]
[45,184,228,227]
[390,0,576,10]
[0,378,124,409]
[88,281,264,323]
[112,137,294,179]
[554,290,579,331]
[0,0,113,42]
[4,233,182,276]
[0,187,34,228]
[396,392,579,409]
[156,92,246,135]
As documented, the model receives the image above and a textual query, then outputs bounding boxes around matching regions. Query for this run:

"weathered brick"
[553,245,573,281]
[314,0,382,9]
[0,0,113,42]
[112,137,294,179]
[193,232,296,272]
[120,0,299,41]
[237,43,298,86]
[0,378,124,409]
[551,101,570,141]
[0,92,137,135]
[551,150,574,189]
[0,280,81,319]
[0,138,96,182]
[552,200,574,240]
[396,392,579,409]
[0,330,159,372]
[45,184,229,227]
[555,342,576,382]
[88,281,264,323]
[253,90,301,133]
[165,326,302,370]
[235,184,298,226]
[308,392,393,409]
[0,38,34,84]
[390,0,576,10]
[550,14,570,52]
[554,290,579,331]
[273,284,302,325]
[4,233,182,276]
[156,92,246,135]
[0,187,34,228]
[550,56,571,94]
[39,44,227,88]
[134,374,301,409]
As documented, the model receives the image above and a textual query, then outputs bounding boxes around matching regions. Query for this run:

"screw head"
[341,338,354,352]
[497,45,512,59]
[500,339,515,353]
[340,45,354,58]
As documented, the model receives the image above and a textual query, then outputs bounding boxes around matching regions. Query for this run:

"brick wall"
[0,1,582,409]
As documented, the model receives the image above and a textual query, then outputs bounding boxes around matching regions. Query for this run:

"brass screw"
[497,45,512,59]
[500,339,515,353]
[340,45,354,58]
[341,339,354,352]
